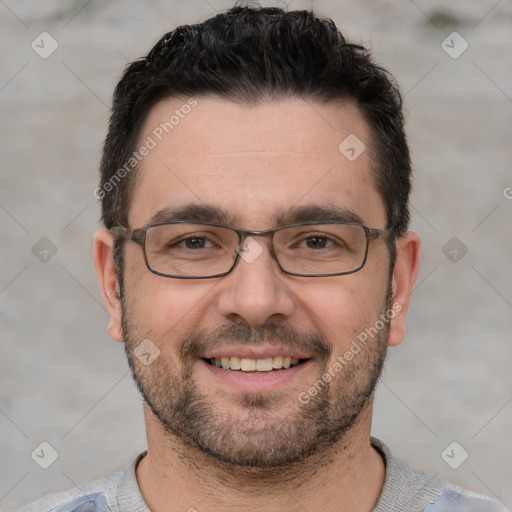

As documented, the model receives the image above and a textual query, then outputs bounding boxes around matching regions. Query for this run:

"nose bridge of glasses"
[234,227,278,259]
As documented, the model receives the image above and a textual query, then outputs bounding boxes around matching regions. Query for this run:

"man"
[19,5,506,512]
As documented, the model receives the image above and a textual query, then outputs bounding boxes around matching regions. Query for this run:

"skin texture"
[94,96,420,512]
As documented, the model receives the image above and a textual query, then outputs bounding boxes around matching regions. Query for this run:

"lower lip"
[198,359,312,393]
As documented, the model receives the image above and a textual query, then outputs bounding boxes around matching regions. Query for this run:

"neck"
[136,401,386,512]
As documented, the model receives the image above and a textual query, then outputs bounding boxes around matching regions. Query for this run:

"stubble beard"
[121,297,390,470]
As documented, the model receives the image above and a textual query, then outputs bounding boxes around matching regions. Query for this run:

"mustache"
[180,322,331,361]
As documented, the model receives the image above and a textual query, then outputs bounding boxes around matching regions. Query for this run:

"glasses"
[113,221,394,279]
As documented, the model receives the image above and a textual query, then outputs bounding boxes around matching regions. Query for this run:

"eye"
[296,234,341,250]
[170,234,218,250]
[300,235,325,249]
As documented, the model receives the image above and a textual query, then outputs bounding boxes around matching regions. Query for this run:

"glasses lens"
[144,223,239,277]
[274,224,367,275]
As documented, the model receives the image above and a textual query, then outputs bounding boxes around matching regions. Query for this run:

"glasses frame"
[112,220,394,279]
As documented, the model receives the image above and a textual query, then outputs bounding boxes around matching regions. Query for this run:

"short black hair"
[99,6,410,270]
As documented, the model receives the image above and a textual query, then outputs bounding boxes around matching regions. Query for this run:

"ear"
[93,229,124,342]
[387,231,421,347]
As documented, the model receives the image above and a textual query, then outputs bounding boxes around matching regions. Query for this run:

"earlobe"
[93,229,124,342]
[387,231,421,347]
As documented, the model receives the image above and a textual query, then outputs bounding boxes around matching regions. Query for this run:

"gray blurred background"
[1,0,511,510]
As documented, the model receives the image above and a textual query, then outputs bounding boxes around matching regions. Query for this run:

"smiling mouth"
[203,356,310,372]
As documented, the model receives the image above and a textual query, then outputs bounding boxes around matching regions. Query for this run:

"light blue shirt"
[16,438,508,512]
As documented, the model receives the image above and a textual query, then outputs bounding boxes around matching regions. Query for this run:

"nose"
[216,236,295,328]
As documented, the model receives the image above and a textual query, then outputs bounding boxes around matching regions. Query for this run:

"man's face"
[117,97,394,467]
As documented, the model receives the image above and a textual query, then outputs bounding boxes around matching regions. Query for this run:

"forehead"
[128,96,386,229]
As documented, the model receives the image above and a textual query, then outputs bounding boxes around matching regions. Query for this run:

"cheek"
[123,258,218,342]
[298,274,388,350]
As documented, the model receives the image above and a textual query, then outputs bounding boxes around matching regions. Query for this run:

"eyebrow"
[148,203,366,227]
[276,204,365,226]
[149,204,237,225]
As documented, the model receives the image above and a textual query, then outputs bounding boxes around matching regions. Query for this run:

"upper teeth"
[211,356,300,372]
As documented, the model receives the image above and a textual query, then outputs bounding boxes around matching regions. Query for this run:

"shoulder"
[15,471,123,512]
[371,437,507,512]
[424,487,509,512]
[15,452,149,512]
